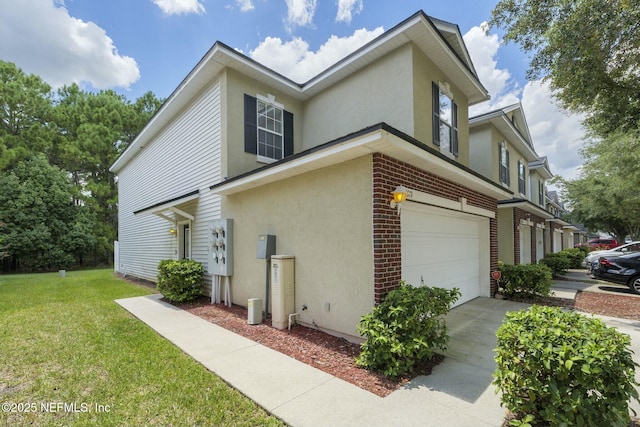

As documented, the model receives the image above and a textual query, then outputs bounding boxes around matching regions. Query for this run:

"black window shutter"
[506,149,511,186]
[498,144,504,183]
[244,94,257,154]
[432,82,440,146]
[452,102,459,156]
[283,110,294,157]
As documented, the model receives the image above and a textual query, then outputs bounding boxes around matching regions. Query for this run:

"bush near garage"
[539,252,572,276]
[497,262,552,299]
[559,248,586,269]
[157,259,204,303]
[356,283,460,377]
[494,305,639,427]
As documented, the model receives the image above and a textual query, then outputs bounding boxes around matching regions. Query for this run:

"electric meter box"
[256,234,276,259]
[208,218,233,276]
[271,255,294,330]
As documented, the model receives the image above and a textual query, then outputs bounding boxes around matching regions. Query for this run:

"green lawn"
[0,269,283,427]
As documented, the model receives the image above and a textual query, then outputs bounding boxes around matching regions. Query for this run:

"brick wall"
[512,208,548,264]
[372,153,499,303]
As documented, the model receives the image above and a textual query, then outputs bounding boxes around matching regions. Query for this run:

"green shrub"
[498,263,552,299]
[560,248,585,269]
[539,252,572,276]
[157,259,204,303]
[355,283,460,377]
[494,305,639,427]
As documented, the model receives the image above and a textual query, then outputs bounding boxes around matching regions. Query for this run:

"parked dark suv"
[592,252,640,294]
[576,238,619,250]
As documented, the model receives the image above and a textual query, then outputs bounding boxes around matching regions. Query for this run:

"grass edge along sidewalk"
[0,269,283,427]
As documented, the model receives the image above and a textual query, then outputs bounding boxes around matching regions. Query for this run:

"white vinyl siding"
[116,78,222,282]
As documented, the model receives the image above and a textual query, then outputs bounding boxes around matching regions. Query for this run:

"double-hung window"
[257,97,283,162]
[244,94,294,162]
[538,180,545,206]
[518,160,526,195]
[499,142,510,186]
[432,82,458,156]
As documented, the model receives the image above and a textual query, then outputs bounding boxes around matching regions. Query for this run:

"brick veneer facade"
[512,208,547,264]
[371,153,499,303]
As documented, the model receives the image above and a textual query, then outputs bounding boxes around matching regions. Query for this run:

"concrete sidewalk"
[116,295,511,427]
[115,294,640,426]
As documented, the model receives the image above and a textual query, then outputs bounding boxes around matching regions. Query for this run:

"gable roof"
[529,156,553,179]
[469,103,538,162]
[111,10,489,173]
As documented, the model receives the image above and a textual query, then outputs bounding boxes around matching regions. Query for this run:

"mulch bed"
[176,296,442,397]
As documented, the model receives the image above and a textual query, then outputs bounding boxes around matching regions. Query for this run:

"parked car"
[592,252,640,294]
[584,241,640,270]
[575,238,619,250]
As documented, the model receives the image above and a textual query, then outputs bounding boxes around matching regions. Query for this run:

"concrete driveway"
[434,297,640,421]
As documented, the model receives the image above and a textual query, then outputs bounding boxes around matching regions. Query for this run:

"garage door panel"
[401,203,487,307]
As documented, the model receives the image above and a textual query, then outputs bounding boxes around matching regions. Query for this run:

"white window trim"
[255,94,284,163]
[177,219,192,260]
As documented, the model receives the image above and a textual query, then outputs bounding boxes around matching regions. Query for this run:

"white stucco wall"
[302,45,415,150]
[222,155,374,340]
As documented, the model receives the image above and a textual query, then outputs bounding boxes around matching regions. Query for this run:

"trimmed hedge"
[494,305,639,427]
[356,283,460,377]
[560,248,585,269]
[157,259,204,303]
[539,252,572,276]
[497,262,552,299]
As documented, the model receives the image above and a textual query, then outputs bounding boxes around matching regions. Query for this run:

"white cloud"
[521,80,586,181]
[463,24,586,181]
[336,0,363,24]
[151,0,205,15]
[249,26,384,82]
[285,0,317,29]
[0,0,140,90]
[464,24,520,114]
[236,0,254,12]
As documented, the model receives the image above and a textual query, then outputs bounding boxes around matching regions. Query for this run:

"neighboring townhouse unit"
[110,11,511,341]
[546,189,577,251]
[469,104,554,265]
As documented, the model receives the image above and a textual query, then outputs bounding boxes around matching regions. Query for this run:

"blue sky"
[0,0,586,182]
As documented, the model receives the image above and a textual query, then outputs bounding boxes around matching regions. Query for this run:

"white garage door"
[519,224,532,264]
[401,202,490,307]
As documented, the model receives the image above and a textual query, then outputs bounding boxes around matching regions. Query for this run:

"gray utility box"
[208,218,233,276]
[257,234,276,259]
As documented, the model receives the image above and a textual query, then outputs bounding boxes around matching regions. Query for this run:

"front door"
[178,221,191,260]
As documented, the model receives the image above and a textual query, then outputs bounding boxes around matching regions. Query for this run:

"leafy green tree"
[51,85,162,264]
[489,0,640,136]
[556,130,640,240]
[0,61,53,170]
[0,155,94,271]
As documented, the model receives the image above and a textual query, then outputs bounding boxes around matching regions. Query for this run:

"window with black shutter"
[518,160,526,195]
[244,94,293,161]
[432,82,458,156]
[499,142,510,186]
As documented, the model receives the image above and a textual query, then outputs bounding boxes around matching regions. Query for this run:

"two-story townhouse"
[469,104,554,265]
[528,156,563,253]
[546,190,577,251]
[110,11,511,341]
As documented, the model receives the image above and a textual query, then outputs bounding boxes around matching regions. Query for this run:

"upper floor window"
[432,82,458,156]
[538,180,545,206]
[518,160,526,195]
[244,94,294,163]
[499,141,510,186]
[257,98,283,161]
